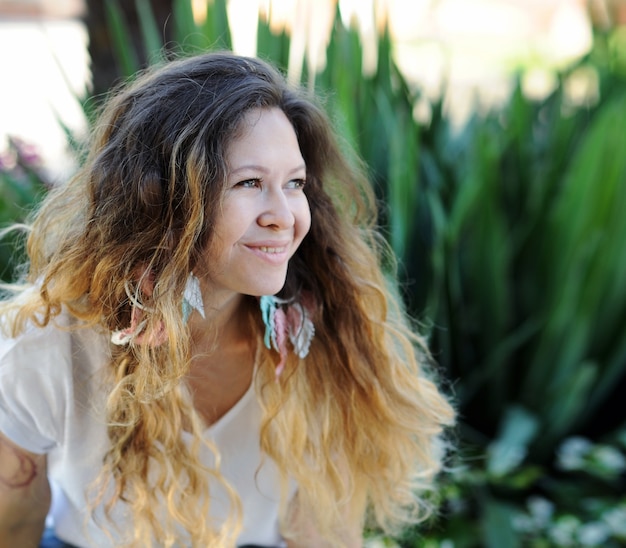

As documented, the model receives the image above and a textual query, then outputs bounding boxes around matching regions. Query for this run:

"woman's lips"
[244,242,291,264]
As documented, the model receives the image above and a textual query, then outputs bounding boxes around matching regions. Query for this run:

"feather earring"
[182,272,205,322]
[260,292,315,378]
[111,272,205,345]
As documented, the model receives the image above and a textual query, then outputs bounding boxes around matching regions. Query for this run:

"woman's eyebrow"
[229,163,306,176]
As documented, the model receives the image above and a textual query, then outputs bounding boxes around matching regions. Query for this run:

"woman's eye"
[237,178,261,188]
[287,178,307,190]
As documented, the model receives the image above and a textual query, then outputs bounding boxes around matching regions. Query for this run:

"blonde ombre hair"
[0,52,455,546]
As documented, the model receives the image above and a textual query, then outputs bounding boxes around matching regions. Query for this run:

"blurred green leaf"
[136,0,165,63]
[173,0,203,52]
[256,12,290,71]
[202,0,231,50]
[488,406,539,477]
[482,499,521,548]
[104,0,141,77]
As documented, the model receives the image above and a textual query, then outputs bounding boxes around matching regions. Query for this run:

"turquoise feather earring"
[260,292,315,378]
[182,272,205,322]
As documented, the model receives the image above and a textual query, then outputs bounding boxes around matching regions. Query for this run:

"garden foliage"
[0,138,48,281]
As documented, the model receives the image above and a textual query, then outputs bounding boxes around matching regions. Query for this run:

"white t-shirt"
[0,312,289,547]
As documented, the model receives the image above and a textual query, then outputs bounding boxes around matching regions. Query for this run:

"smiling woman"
[0,52,454,547]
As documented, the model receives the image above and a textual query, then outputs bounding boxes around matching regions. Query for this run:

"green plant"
[400,47,626,544]
[0,138,48,282]
[104,0,231,77]
[384,429,626,548]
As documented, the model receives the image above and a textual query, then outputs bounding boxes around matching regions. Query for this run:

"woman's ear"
[111,266,167,346]
[133,265,156,298]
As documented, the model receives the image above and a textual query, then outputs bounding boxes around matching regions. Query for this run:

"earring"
[111,281,157,346]
[111,272,204,346]
[260,292,315,378]
[182,272,205,321]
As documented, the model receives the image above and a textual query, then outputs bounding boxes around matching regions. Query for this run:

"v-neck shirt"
[0,312,290,547]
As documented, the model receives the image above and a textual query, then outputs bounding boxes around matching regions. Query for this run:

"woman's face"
[201,107,311,303]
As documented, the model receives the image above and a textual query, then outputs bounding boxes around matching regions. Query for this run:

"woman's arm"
[0,432,50,548]
[285,490,363,548]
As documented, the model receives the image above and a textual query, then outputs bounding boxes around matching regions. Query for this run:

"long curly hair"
[0,52,454,546]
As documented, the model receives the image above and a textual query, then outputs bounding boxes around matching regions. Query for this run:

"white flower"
[549,515,580,546]
[577,521,610,546]
[592,445,626,474]
[557,437,592,470]
[528,496,555,528]
[603,504,626,536]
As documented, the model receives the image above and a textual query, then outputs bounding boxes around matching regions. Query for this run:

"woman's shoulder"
[0,310,111,453]
[0,310,109,371]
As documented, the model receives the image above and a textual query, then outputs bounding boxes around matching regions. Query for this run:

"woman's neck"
[187,291,255,371]
[185,292,257,426]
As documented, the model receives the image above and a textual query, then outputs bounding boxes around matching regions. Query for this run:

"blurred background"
[1,0,625,546]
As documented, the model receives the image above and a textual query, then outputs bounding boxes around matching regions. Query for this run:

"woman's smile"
[243,240,292,263]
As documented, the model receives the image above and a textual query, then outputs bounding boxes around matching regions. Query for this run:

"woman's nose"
[258,188,295,229]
